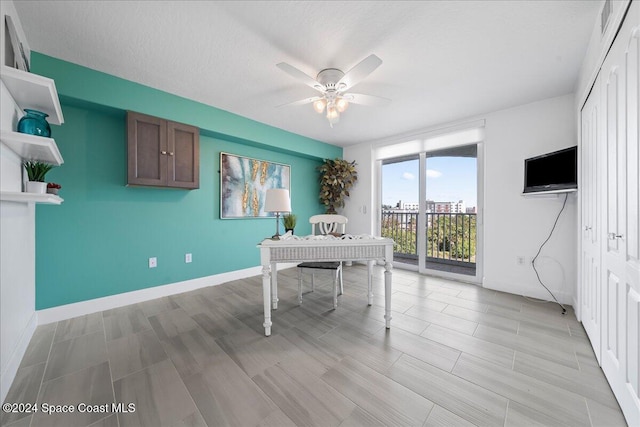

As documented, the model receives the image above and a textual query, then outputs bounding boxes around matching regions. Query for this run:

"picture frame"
[220,152,290,219]
[5,15,30,72]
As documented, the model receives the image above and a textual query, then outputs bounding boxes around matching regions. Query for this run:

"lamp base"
[272,212,282,240]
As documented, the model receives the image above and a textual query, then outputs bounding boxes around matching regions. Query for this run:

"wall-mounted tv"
[523,146,578,194]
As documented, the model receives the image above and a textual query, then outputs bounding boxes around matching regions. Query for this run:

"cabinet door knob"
[161,151,167,155]
[169,152,174,156]
[584,226,592,231]
[608,232,624,240]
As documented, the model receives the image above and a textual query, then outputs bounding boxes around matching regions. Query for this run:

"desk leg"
[270,261,279,310]
[384,261,393,328]
[262,264,272,336]
[367,260,374,305]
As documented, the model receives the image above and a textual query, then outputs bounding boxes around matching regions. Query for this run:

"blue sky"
[382,157,477,208]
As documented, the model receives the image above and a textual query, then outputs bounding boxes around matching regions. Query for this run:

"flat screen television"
[523,146,578,194]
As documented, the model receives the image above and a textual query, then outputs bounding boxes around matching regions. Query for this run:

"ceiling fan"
[276,54,390,127]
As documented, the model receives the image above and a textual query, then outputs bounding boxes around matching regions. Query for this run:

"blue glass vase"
[17,109,51,137]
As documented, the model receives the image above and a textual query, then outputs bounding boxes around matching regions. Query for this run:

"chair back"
[309,214,348,235]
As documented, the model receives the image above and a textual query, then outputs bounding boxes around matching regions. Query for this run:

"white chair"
[297,214,348,309]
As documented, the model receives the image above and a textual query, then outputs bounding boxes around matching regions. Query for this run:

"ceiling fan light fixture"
[313,98,326,114]
[326,105,340,125]
[336,97,349,113]
[276,54,385,128]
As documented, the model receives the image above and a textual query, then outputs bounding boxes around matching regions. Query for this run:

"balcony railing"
[381,210,477,268]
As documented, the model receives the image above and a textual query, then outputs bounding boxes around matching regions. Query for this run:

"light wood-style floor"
[2,265,627,427]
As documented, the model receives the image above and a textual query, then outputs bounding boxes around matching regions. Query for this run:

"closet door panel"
[580,84,601,357]
[623,15,640,422]
[627,27,639,267]
[627,286,639,405]
[601,32,627,409]
[604,271,622,362]
[599,4,640,424]
[604,66,623,256]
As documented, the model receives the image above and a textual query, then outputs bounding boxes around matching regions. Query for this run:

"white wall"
[482,94,576,303]
[0,0,38,403]
[339,143,375,236]
[344,93,577,304]
[0,201,37,402]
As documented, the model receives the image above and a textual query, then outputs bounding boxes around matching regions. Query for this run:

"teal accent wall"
[31,53,339,161]
[32,53,342,310]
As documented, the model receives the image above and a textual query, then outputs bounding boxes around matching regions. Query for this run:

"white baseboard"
[482,279,574,306]
[1,311,37,403]
[573,295,581,321]
[37,263,298,325]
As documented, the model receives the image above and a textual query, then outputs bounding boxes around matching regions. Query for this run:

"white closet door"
[622,5,640,421]
[600,2,639,424]
[580,80,602,362]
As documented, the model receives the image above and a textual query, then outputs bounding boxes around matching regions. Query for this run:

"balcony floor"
[394,256,476,277]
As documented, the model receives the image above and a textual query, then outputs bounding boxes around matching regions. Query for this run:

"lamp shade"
[264,188,291,213]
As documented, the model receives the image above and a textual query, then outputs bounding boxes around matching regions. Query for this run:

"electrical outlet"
[185,253,192,263]
[149,257,157,268]
[516,256,525,265]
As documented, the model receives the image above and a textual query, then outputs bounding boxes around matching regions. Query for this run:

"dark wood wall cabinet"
[127,111,200,189]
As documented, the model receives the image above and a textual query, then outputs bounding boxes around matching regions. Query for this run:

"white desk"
[258,234,394,336]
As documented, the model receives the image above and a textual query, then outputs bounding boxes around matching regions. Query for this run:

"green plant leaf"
[23,161,55,182]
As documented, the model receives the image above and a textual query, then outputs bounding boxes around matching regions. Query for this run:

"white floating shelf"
[0,131,63,165]
[0,191,63,205]
[1,65,64,125]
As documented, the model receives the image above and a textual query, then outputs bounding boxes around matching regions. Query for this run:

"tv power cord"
[530,192,569,315]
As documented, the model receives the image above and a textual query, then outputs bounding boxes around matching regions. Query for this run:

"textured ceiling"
[13,0,601,147]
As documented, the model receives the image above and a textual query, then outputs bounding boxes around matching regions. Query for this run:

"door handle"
[161,151,167,155]
[584,226,592,231]
[608,232,624,240]
[168,152,174,156]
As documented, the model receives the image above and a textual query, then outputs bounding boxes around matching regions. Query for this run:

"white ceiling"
[13,0,601,147]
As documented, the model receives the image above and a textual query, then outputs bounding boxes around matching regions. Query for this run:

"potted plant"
[317,158,358,214]
[282,213,297,234]
[47,182,62,195]
[23,160,54,194]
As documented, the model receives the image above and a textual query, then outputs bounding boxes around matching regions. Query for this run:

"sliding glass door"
[423,145,478,278]
[381,156,420,268]
[380,143,482,282]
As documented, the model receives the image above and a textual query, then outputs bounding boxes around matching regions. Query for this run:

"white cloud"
[401,172,415,180]
[426,169,442,178]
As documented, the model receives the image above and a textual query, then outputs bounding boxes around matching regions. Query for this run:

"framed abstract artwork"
[220,152,290,219]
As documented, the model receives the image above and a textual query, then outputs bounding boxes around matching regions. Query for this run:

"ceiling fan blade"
[343,93,390,106]
[276,62,324,92]
[337,54,383,91]
[276,96,322,108]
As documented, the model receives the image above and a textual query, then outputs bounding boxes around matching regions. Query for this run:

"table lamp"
[264,188,291,239]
